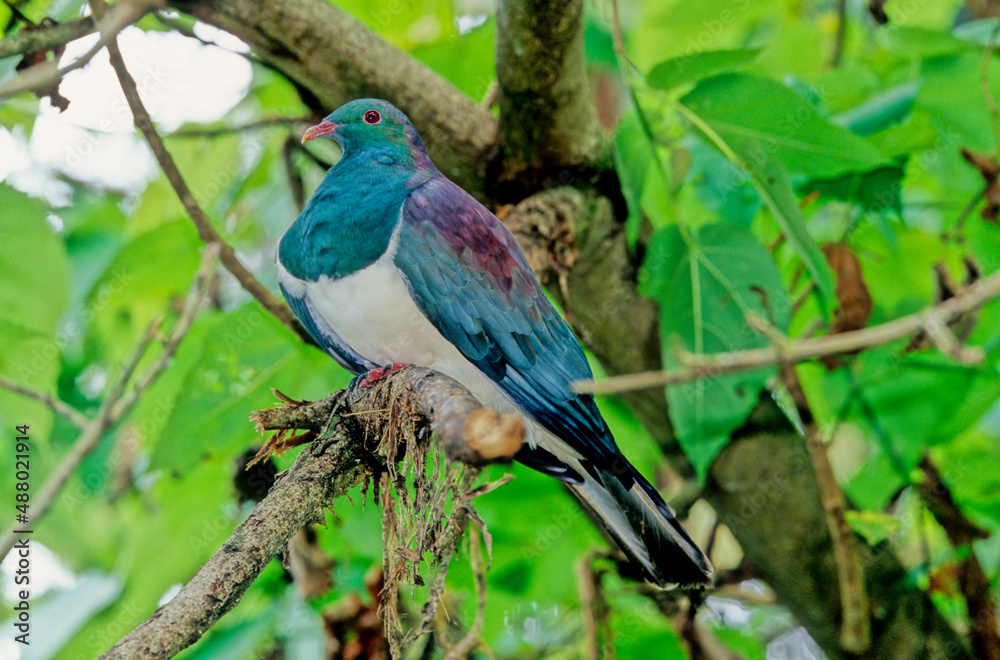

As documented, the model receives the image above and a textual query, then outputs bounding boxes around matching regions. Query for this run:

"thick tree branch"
[0,17,94,60]
[495,0,607,187]
[177,0,497,196]
[99,367,521,659]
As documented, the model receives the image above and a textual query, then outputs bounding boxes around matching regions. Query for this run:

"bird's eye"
[364,110,381,124]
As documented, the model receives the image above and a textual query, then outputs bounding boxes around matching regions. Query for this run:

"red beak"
[302,120,338,143]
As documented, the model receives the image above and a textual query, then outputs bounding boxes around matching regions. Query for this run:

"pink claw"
[358,362,410,387]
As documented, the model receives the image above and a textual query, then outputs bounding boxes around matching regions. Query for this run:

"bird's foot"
[354,362,410,388]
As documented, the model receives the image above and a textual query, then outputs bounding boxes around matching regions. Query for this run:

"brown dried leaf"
[823,244,874,334]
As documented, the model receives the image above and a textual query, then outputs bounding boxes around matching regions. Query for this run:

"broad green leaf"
[83,220,201,367]
[647,48,760,91]
[803,165,904,216]
[0,185,68,333]
[640,224,790,479]
[613,109,654,243]
[410,17,495,100]
[0,185,69,445]
[913,52,1000,154]
[677,74,854,307]
[680,73,892,178]
[150,304,349,472]
[880,25,972,57]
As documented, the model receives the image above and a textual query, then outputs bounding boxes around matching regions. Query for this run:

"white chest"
[276,241,513,417]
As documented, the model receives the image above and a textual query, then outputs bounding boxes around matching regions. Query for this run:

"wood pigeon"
[276,99,713,588]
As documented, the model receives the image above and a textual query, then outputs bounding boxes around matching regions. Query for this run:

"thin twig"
[0,376,89,429]
[782,365,871,652]
[90,0,309,343]
[0,317,160,561]
[0,16,95,60]
[0,0,152,100]
[830,0,848,68]
[168,116,308,138]
[575,266,1000,394]
[576,553,601,660]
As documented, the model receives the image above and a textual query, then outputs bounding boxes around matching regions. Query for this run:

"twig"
[917,455,1000,660]
[168,116,308,138]
[0,375,89,429]
[0,244,219,562]
[783,365,870,652]
[90,0,309,343]
[576,553,607,660]
[830,0,848,68]
[575,266,1000,394]
[0,16,95,60]
[0,0,151,100]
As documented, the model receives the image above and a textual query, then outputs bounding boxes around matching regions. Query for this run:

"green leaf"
[0,185,70,445]
[845,510,902,546]
[647,48,760,91]
[801,164,905,247]
[640,224,790,479]
[150,304,350,472]
[83,220,201,367]
[613,109,655,244]
[680,73,892,178]
[0,185,69,334]
[746,146,837,310]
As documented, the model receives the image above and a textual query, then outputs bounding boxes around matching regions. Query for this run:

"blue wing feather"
[395,176,620,469]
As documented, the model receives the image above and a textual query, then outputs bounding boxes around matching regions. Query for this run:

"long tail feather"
[567,463,713,588]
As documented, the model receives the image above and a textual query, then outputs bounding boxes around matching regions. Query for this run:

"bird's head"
[302,99,429,166]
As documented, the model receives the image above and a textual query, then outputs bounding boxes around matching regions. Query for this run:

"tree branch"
[576,267,1000,395]
[0,375,89,429]
[99,367,521,659]
[178,0,497,197]
[0,0,151,101]
[495,0,606,187]
[0,16,94,60]
[92,0,309,343]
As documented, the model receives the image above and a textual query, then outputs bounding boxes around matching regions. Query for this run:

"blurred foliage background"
[2,0,1000,658]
